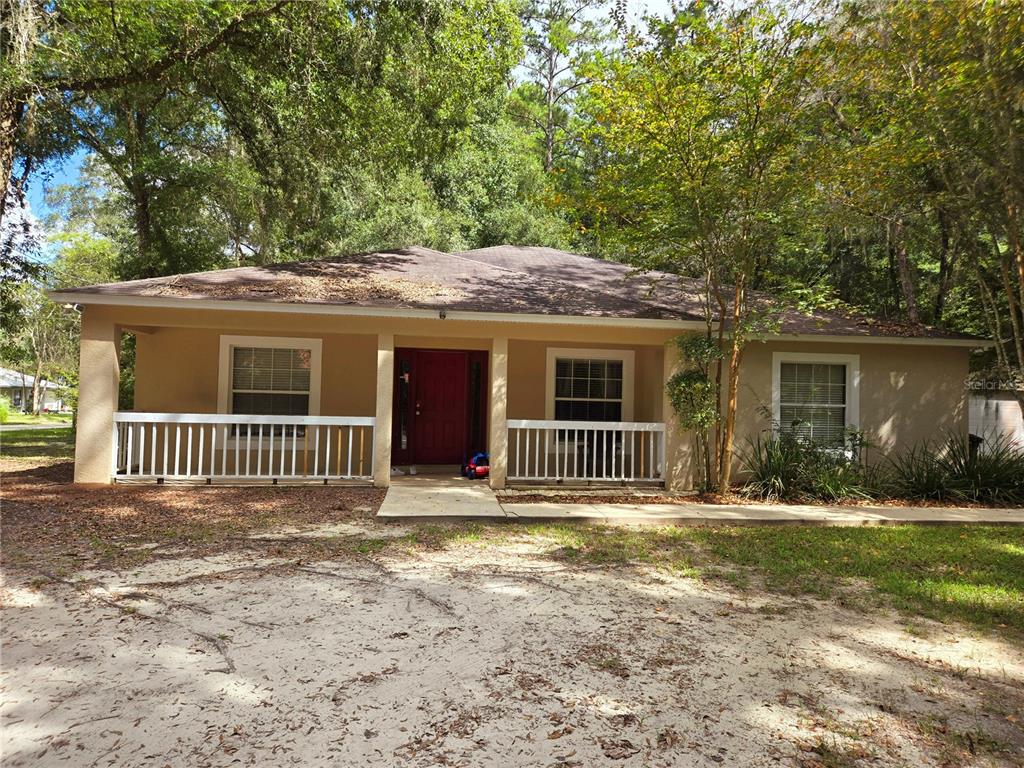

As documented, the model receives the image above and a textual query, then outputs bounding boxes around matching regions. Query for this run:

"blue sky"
[26,148,88,221]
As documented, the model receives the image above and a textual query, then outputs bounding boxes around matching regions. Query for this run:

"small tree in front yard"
[582,2,823,491]
[665,335,723,491]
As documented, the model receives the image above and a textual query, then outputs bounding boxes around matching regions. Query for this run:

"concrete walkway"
[501,501,1024,526]
[377,475,504,518]
[377,477,1024,525]
[0,422,71,432]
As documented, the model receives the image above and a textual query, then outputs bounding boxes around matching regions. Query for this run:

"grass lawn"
[3,412,73,426]
[0,426,74,461]
[511,523,1024,635]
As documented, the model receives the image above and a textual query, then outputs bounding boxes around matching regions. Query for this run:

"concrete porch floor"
[376,477,1024,525]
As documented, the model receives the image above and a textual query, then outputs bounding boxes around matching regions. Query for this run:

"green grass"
[0,426,74,460]
[4,412,73,426]
[507,523,1024,634]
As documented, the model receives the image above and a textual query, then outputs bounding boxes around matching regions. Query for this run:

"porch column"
[488,336,508,490]
[661,340,691,491]
[74,309,120,484]
[373,332,394,488]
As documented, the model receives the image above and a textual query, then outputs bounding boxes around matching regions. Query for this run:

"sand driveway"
[3,530,1022,768]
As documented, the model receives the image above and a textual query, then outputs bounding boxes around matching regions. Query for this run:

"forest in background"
[1,0,1022,417]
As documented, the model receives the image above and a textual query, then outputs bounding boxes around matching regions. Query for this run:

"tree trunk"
[0,0,38,223]
[712,282,728,484]
[31,359,42,415]
[998,246,1024,369]
[1005,197,1024,328]
[544,46,555,172]
[976,265,1011,372]
[933,207,953,324]
[889,218,920,323]
[718,281,744,492]
[0,97,23,221]
[131,180,155,276]
[885,228,901,316]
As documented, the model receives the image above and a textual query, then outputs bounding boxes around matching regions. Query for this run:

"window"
[545,348,635,422]
[772,353,860,447]
[217,335,322,419]
[555,358,624,420]
[231,347,311,416]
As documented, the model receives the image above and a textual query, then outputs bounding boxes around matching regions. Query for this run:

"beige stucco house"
[51,245,987,489]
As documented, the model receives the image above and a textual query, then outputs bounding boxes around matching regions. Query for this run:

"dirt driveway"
[2,463,1023,767]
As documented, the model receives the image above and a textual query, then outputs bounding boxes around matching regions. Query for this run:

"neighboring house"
[0,366,63,412]
[969,388,1024,448]
[50,245,988,488]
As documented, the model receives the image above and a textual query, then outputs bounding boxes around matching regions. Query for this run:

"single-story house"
[50,245,988,488]
[0,366,64,412]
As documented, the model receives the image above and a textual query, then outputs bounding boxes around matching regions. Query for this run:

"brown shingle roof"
[52,244,985,340]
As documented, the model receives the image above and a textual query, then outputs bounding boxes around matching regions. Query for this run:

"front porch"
[109,413,669,487]
[73,306,682,489]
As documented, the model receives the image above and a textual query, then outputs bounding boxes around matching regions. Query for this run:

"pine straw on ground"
[0,461,386,574]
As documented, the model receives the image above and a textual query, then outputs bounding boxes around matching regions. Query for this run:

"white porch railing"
[507,419,666,484]
[112,412,375,483]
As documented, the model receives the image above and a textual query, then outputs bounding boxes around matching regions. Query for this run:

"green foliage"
[744,430,1024,506]
[665,369,717,431]
[7,0,525,280]
[942,434,1024,506]
[884,444,950,502]
[665,335,725,491]
[886,434,1024,506]
[740,433,808,502]
[0,395,11,424]
[741,430,877,502]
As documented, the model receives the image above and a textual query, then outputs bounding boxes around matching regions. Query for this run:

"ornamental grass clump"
[740,428,879,502]
[941,433,1024,505]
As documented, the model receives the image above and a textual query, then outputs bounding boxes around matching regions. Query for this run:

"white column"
[373,333,395,488]
[74,309,120,484]
[489,336,509,490]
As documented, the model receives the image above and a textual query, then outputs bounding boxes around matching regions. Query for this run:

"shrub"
[883,433,1024,506]
[740,431,877,502]
[806,458,875,502]
[740,432,806,501]
[943,433,1024,505]
[0,395,10,424]
[884,443,948,501]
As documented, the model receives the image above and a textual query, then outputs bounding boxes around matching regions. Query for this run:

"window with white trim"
[778,362,848,446]
[554,358,624,421]
[230,346,311,416]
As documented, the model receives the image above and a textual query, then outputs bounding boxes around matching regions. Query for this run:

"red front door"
[409,350,468,464]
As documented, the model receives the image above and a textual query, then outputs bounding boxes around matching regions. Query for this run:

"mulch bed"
[1,461,385,573]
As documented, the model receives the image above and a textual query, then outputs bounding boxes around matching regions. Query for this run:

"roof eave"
[48,291,707,330]
[49,291,992,346]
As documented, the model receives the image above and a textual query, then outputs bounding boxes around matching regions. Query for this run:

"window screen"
[778,362,847,445]
[231,347,310,416]
[554,358,624,421]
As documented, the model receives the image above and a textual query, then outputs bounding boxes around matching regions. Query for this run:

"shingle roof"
[52,244,985,341]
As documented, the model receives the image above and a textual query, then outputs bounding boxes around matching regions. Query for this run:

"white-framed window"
[771,352,860,446]
[217,335,322,416]
[545,347,635,422]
